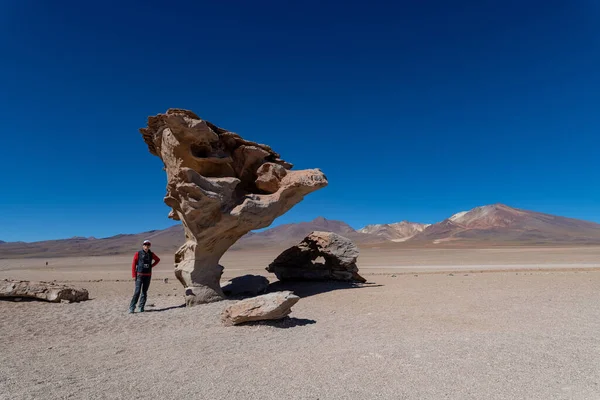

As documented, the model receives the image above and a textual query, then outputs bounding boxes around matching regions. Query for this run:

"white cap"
[143,240,151,245]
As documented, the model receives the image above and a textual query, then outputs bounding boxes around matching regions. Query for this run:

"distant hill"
[358,221,430,242]
[408,204,600,245]
[0,217,384,259]
[0,225,185,259]
[2,204,600,258]
[231,216,382,249]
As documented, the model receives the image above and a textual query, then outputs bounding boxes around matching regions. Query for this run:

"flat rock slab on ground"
[221,290,300,326]
[0,279,89,303]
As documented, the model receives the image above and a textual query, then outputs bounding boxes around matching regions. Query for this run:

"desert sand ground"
[1,246,600,399]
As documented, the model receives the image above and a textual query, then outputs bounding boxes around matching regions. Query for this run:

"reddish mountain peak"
[411,203,600,245]
[447,204,524,229]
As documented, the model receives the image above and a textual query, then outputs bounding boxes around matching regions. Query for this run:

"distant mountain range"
[410,203,600,245]
[233,216,381,249]
[358,221,430,242]
[0,226,185,259]
[1,204,600,258]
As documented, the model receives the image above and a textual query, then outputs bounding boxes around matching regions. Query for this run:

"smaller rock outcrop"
[221,291,300,325]
[221,275,269,297]
[0,280,89,303]
[266,231,366,283]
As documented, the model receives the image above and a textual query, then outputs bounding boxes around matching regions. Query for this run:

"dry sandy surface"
[1,247,600,399]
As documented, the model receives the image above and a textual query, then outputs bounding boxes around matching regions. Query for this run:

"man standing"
[129,240,160,313]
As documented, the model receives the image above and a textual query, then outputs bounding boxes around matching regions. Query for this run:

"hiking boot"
[138,308,145,313]
[128,308,134,314]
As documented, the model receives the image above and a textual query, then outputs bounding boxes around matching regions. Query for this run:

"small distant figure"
[163,278,168,284]
[128,240,160,314]
[45,261,48,266]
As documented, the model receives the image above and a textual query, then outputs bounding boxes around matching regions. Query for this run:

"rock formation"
[0,280,89,303]
[221,291,300,326]
[266,231,366,283]
[140,109,327,306]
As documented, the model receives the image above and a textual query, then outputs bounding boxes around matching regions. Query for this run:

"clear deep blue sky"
[1,0,599,242]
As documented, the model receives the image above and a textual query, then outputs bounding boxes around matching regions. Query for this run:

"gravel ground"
[1,266,600,400]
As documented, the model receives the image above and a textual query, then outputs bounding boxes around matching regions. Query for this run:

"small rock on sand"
[221,291,300,326]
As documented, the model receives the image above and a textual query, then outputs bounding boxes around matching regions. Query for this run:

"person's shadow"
[145,304,185,312]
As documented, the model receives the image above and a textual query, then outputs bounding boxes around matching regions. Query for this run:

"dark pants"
[129,275,151,311]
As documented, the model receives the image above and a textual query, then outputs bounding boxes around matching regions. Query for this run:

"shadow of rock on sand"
[0,297,40,303]
[266,280,382,298]
[238,317,317,329]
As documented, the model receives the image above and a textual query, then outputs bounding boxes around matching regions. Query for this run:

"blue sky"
[1,0,599,242]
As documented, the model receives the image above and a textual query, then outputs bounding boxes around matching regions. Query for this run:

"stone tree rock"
[139,109,327,306]
[266,231,366,283]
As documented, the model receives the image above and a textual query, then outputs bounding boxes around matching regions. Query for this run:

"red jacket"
[132,251,161,278]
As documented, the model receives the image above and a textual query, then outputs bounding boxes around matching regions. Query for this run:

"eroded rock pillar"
[139,109,327,305]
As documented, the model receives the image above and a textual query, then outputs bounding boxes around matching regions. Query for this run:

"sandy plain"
[1,246,600,399]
